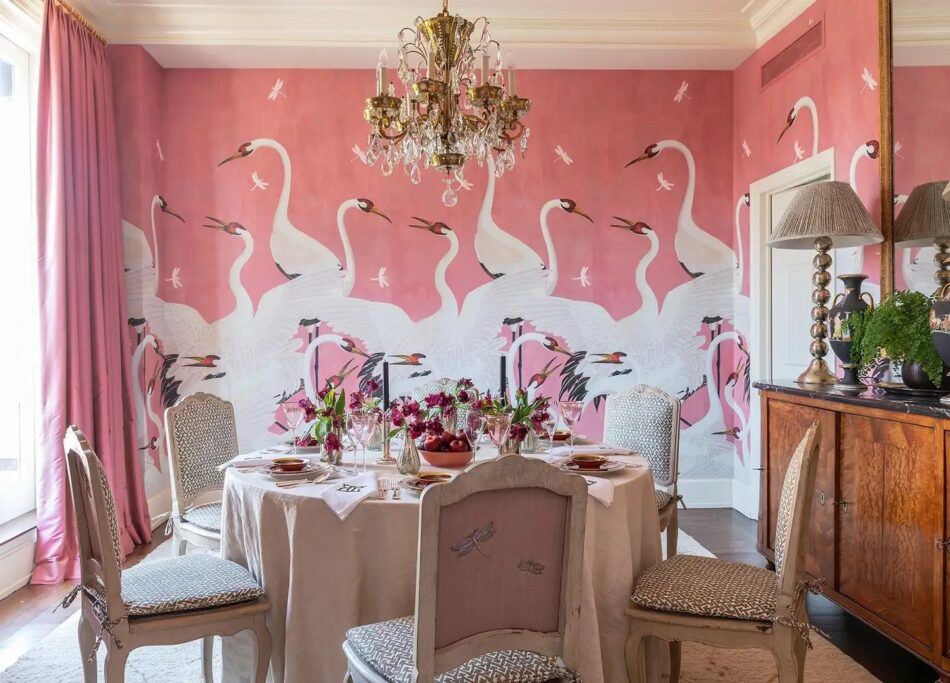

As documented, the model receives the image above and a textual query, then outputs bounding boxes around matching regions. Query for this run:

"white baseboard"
[731,477,759,520]
[679,478,734,508]
[148,488,172,531]
[0,529,35,600]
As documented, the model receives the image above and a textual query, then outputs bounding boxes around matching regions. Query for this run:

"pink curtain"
[33,0,152,584]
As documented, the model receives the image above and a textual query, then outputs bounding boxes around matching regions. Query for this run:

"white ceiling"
[59,0,818,70]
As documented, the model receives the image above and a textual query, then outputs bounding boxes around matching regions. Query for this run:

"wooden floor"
[0,511,940,681]
[680,508,939,683]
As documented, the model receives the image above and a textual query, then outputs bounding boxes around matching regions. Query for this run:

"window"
[0,31,36,530]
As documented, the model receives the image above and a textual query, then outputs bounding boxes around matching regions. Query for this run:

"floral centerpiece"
[477,389,552,454]
[386,379,478,471]
[295,383,347,464]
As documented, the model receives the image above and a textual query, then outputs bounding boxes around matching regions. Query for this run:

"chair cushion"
[346,616,576,683]
[121,553,263,617]
[182,502,222,533]
[654,488,673,510]
[631,554,778,622]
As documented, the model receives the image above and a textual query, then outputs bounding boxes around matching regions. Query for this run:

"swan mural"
[777,95,819,157]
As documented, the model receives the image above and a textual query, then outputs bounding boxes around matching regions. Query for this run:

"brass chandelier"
[363,0,531,206]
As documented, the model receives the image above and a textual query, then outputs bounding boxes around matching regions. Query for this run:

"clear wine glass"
[484,413,513,457]
[541,413,557,453]
[464,411,486,459]
[558,400,583,455]
[349,412,377,473]
[283,402,305,456]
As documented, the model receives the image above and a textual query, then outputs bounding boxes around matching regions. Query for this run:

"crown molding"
[893,4,950,66]
[67,0,826,69]
[742,0,817,47]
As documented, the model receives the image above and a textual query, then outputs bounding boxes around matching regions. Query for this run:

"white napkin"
[580,476,614,506]
[219,447,318,470]
[318,471,379,521]
[547,444,635,458]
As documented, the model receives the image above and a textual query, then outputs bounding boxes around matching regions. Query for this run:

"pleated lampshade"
[768,180,882,249]
[894,180,950,246]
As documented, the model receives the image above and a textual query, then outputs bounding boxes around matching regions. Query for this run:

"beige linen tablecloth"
[221,452,662,683]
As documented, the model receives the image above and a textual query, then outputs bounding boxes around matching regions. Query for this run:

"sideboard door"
[760,397,837,583]
[838,413,938,648]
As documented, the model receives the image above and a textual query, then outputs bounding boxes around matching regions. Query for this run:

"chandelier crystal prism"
[363,0,531,206]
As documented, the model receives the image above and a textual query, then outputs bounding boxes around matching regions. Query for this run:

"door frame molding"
[742,147,836,520]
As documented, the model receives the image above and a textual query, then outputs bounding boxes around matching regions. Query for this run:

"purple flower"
[365,379,380,395]
[424,393,442,408]
[324,432,341,452]
[457,378,474,391]
[409,421,425,440]
[403,400,421,417]
[510,424,528,441]
[390,407,405,427]
[457,389,470,403]
[348,391,364,410]
[426,419,444,435]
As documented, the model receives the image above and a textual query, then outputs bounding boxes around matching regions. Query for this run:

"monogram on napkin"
[320,472,379,520]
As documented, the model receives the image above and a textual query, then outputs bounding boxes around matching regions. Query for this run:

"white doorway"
[739,148,835,520]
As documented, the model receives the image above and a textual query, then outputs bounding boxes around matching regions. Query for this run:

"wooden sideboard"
[756,381,949,677]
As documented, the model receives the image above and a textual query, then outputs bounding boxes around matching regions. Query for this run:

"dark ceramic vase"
[828,274,874,387]
[900,360,950,391]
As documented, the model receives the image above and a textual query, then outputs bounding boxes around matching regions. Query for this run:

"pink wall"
[111,0,882,493]
[730,0,882,462]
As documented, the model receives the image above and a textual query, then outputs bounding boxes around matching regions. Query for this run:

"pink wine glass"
[558,400,583,454]
[283,402,305,455]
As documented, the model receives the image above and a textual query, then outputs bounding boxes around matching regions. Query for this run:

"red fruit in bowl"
[449,439,468,453]
[423,435,442,452]
[455,430,466,441]
[440,432,454,446]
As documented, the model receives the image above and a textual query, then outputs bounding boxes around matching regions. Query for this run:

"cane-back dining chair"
[604,385,682,557]
[342,455,587,682]
[624,422,822,683]
[63,426,271,683]
[164,392,239,555]
[410,377,468,430]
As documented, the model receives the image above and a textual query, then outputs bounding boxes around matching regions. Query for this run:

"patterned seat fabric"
[346,617,577,683]
[631,554,778,622]
[182,502,222,532]
[121,553,263,617]
[654,488,673,510]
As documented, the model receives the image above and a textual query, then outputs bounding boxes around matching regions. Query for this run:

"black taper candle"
[499,355,507,400]
[382,361,390,410]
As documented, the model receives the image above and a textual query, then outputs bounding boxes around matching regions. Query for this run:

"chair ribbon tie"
[774,577,827,649]
[55,584,127,661]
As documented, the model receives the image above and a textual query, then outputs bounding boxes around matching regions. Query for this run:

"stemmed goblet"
[558,400,583,455]
[282,402,305,456]
[464,411,487,460]
[484,413,513,458]
[349,411,377,473]
[541,413,558,453]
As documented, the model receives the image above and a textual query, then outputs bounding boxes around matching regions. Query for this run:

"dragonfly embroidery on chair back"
[452,521,496,558]
[517,559,545,584]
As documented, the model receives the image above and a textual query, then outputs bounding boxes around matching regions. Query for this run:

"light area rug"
[0,531,878,682]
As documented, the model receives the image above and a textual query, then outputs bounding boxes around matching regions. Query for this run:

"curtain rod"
[53,0,106,46]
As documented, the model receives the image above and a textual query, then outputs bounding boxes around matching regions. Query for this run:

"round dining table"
[219,448,662,683]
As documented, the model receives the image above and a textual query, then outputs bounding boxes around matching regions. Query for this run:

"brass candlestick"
[377,417,396,464]
[798,236,837,385]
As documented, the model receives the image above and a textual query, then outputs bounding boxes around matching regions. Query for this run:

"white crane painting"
[126,122,749,484]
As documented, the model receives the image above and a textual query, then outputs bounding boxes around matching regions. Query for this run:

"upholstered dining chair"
[603,385,682,557]
[624,422,822,683]
[164,392,240,555]
[63,426,271,683]
[342,455,587,682]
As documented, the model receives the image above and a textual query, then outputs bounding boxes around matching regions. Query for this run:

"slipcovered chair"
[342,455,587,682]
[164,392,239,555]
[603,385,682,557]
[63,426,271,683]
[625,423,822,683]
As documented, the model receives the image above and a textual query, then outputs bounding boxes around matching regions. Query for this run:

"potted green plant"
[853,290,946,389]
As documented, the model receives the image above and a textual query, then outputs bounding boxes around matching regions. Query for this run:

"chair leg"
[773,637,806,683]
[104,644,129,683]
[669,640,682,683]
[175,533,188,556]
[77,616,97,683]
[202,636,214,682]
[252,614,272,683]
[666,506,678,557]
[624,631,646,683]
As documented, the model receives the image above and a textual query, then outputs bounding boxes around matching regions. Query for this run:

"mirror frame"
[879,0,894,296]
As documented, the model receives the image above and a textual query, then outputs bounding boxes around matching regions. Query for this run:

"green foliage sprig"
[853,290,942,385]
